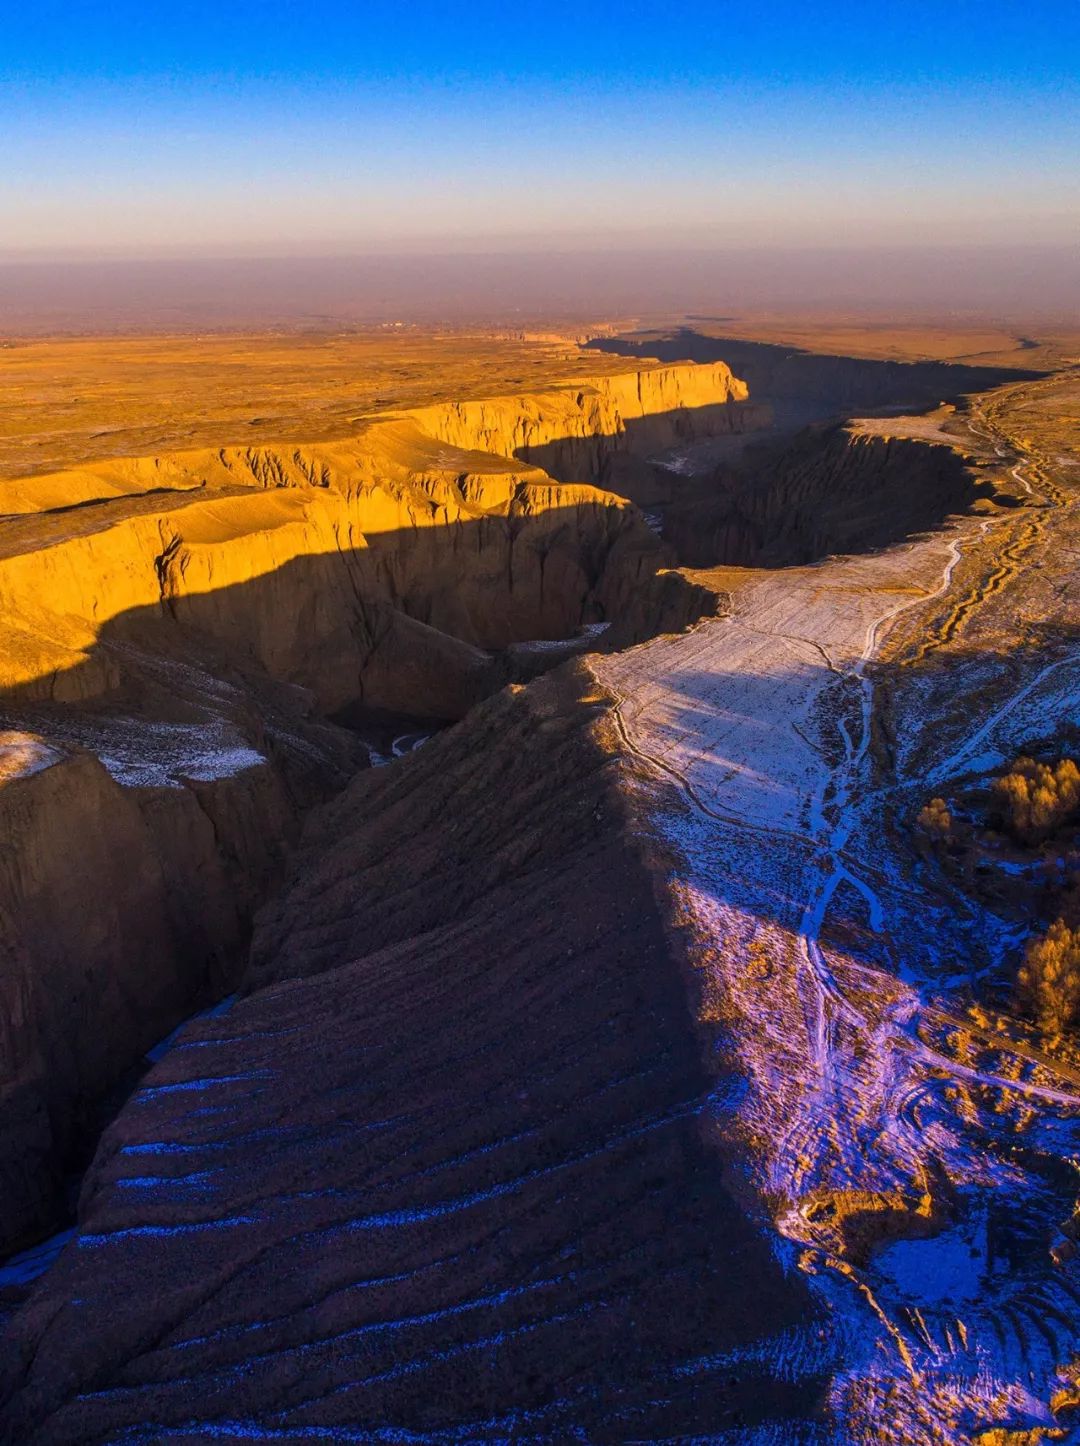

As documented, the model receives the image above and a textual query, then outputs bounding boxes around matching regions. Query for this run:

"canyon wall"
[0,449,649,714]
[587,331,1043,413]
[663,425,1000,569]
[410,361,766,485]
[0,738,307,1251]
[0,362,740,1254]
[0,664,821,1442]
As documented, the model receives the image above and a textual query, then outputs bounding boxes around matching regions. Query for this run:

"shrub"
[1017,919,1080,1035]
[916,797,952,838]
[992,756,1080,845]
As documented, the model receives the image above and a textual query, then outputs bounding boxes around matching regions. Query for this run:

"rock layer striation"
[0,361,748,1254]
[0,666,821,1443]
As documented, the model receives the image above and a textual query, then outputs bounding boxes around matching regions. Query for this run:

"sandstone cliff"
[0,361,753,710]
[0,361,743,1254]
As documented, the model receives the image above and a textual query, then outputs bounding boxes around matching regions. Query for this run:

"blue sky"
[2,0,1078,255]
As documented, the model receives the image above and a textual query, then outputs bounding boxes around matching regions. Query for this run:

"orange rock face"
[0,362,748,1253]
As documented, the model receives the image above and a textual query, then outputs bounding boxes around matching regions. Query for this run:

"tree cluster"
[1018,918,1080,1036]
[916,796,952,839]
[992,756,1080,845]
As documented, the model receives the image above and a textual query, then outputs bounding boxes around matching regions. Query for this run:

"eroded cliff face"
[0,665,822,1443]
[587,330,1043,413]
[409,361,766,492]
[0,655,365,1254]
[662,424,1004,569]
[0,738,298,1249]
[0,365,753,710]
[0,362,741,1254]
[0,446,633,712]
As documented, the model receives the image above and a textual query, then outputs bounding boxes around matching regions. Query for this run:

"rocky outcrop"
[0,363,740,1256]
[0,665,822,1443]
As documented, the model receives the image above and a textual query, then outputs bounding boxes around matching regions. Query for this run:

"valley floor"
[596,368,1080,1441]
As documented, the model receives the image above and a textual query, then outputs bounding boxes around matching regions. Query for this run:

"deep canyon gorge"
[1,325,1079,1445]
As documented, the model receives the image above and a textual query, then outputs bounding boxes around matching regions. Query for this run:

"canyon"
[0,359,756,1256]
[1,322,1079,1444]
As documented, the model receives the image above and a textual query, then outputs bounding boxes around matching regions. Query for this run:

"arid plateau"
[1,317,1080,1445]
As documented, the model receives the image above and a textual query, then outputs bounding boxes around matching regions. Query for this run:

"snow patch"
[0,731,64,783]
[17,713,267,790]
[0,1228,75,1287]
[875,1217,987,1304]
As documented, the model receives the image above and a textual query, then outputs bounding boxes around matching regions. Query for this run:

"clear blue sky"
[3,0,1078,255]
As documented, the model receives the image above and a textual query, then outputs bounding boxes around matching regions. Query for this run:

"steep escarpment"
[587,330,1044,414]
[662,424,1004,568]
[0,662,364,1255]
[0,731,314,1254]
[0,665,823,1443]
[0,452,649,715]
[0,362,739,1257]
[410,361,769,500]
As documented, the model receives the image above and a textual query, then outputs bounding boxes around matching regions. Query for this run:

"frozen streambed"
[593,453,1080,1440]
[363,619,611,767]
[366,730,432,768]
[506,619,611,657]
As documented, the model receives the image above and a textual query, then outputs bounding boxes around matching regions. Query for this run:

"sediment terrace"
[2,335,1079,1444]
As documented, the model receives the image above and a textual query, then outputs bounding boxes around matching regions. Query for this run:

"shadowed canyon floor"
[1,325,1080,1443]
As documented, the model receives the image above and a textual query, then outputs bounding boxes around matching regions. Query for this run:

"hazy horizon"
[1,245,1078,334]
[3,1,1078,328]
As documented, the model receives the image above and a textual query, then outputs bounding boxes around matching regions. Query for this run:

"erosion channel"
[3,336,1078,1446]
